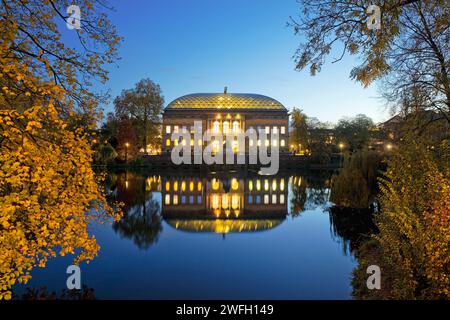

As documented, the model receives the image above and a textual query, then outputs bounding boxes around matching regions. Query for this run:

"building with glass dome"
[161,88,289,154]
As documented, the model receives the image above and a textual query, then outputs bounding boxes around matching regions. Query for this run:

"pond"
[12,169,374,300]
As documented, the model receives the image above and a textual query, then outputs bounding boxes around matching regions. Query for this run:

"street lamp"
[125,142,130,163]
[385,143,393,151]
[338,142,345,167]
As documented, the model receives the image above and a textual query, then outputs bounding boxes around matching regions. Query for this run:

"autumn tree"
[114,79,164,154]
[290,0,449,122]
[115,116,139,161]
[0,0,121,299]
[334,114,376,152]
[289,108,308,152]
[370,136,448,299]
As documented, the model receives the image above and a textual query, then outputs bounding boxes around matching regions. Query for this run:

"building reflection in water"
[161,174,288,234]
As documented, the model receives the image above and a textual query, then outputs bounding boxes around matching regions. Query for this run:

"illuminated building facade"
[161,89,289,155]
[161,175,288,234]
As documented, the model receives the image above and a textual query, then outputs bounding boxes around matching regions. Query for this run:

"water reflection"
[107,172,162,249]
[105,170,373,256]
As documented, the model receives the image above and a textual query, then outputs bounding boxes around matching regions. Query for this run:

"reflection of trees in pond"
[290,176,307,217]
[110,172,162,250]
[19,285,96,300]
[327,206,377,256]
[290,172,332,216]
[113,196,162,250]
[330,150,382,208]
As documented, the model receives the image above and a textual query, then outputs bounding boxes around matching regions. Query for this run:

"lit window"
[248,180,253,191]
[249,139,254,147]
[264,179,269,191]
[265,139,270,147]
[190,139,194,146]
[264,194,269,204]
[233,121,240,133]
[272,180,277,191]
[257,140,261,147]
[231,178,239,190]
[213,121,220,133]
[197,181,202,191]
[173,181,178,191]
[174,125,179,133]
[174,139,178,146]
[265,126,270,133]
[165,125,171,134]
[256,195,261,204]
[181,196,186,204]
[223,121,230,134]
[256,179,261,191]
[189,181,194,191]
[164,194,170,205]
[165,139,171,146]
[165,181,170,191]
[281,139,285,147]
[280,194,285,204]
[189,196,194,204]
[272,126,278,134]
[181,139,186,146]
[272,194,277,204]
[272,139,278,147]
[197,195,202,204]
[198,139,202,146]
[248,195,253,204]
[173,195,179,205]
[281,126,286,134]
[280,179,285,191]
[181,181,186,191]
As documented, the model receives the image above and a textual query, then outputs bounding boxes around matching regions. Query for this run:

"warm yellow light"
[173,195,179,205]
[212,178,220,190]
[386,143,393,150]
[165,181,170,191]
[248,180,253,191]
[181,181,186,191]
[280,179,285,191]
[264,179,269,191]
[256,179,261,191]
[272,179,277,191]
[338,142,344,149]
[190,139,194,146]
[222,194,229,209]
[231,178,239,190]
[125,142,130,148]
[231,194,240,209]
[197,181,202,191]
[165,139,171,146]
[189,181,194,191]
[164,194,170,205]
[173,181,178,191]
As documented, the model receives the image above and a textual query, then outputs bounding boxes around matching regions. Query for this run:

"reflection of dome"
[166,219,283,234]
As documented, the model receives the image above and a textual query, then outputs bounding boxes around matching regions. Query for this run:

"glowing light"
[248,180,253,191]
[164,194,170,205]
[165,181,170,191]
[280,179,285,191]
[212,178,220,190]
[189,181,194,191]
[231,178,239,190]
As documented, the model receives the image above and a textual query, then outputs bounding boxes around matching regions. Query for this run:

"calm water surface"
[13,170,365,299]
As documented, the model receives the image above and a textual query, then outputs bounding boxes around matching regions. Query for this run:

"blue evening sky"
[82,0,390,123]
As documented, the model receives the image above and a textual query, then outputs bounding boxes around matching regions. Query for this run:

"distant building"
[161,88,289,155]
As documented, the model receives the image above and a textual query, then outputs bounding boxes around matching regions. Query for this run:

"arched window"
[223,121,230,134]
[213,121,220,133]
[233,121,240,133]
